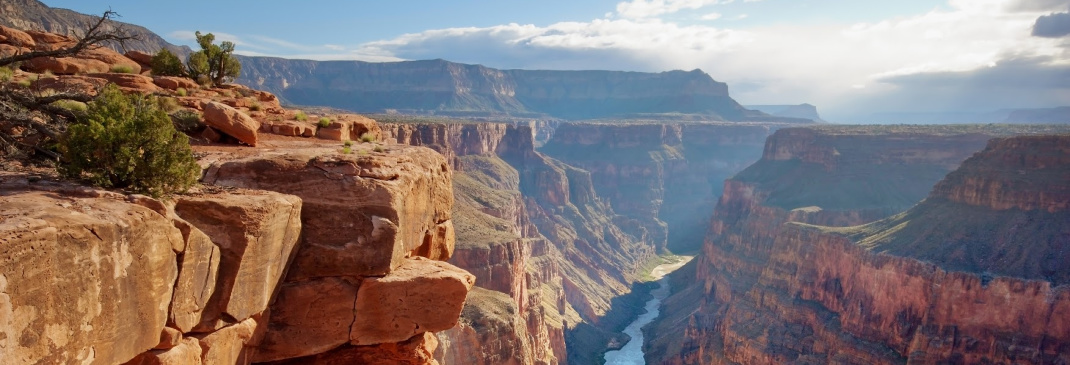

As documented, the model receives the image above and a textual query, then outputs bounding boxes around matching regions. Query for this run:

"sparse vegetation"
[186,31,241,87]
[50,100,88,114]
[150,49,185,77]
[360,132,375,143]
[343,140,354,147]
[374,145,385,153]
[170,109,203,133]
[0,66,12,82]
[294,111,308,122]
[41,70,55,79]
[157,97,179,112]
[318,117,331,127]
[0,10,136,160]
[59,84,200,197]
[110,64,134,74]
[175,87,187,97]
[249,102,262,111]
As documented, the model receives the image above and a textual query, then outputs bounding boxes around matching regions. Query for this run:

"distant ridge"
[4,0,813,122]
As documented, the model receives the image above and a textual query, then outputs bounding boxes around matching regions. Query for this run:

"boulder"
[173,191,301,331]
[86,73,159,93]
[31,75,108,96]
[24,30,74,47]
[350,257,475,345]
[266,121,315,138]
[125,50,154,66]
[269,333,440,365]
[154,327,184,350]
[168,220,221,333]
[201,101,260,146]
[252,278,359,362]
[316,120,349,141]
[23,56,109,75]
[195,316,264,365]
[0,25,35,48]
[153,76,198,91]
[0,190,180,365]
[83,47,142,74]
[202,149,454,280]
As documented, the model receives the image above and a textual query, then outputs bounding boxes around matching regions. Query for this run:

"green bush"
[0,67,12,82]
[249,102,262,111]
[343,140,354,147]
[157,97,179,112]
[374,146,385,153]
[151,49,185,77]
[110,64,135,74]
[51,99,88,113]
[175,87,187,97]
[170,109,203,133]
[360,132,375,143]
[16,79,30,88]
[186,32,241,86]
[59,84,200,197]
[318,117,331,127]
[294,111,308,122]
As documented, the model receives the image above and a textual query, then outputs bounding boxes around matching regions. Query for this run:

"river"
[603,256,693,365]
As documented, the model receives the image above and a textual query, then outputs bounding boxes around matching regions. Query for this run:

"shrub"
[170,109,203,133]
[157,97,179,112]
[374,146,385,153]
[249,102,262,111]
[294,111,308,122]
[343,140,354,147]
[175,87,187,97]
[59,84,200,197]
[16,79,30,88]
[110,64,135,74]
[359,132,375,143]
[41,70,55,79]
[150,49,185,77]
[318,117,331,127]
[51,99,88,113]
[342,146,352,154]
[0,67,12,82]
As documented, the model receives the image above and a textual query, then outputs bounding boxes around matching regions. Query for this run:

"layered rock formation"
[646,127,1070,364]
[1,136,474,364]
[384,122,667,364]
[237,58,788,121]
[745,104,826,123]
[540,122,776,253]
[0,0,188,55]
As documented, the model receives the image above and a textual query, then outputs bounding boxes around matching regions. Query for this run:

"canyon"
[646,127,1070,364]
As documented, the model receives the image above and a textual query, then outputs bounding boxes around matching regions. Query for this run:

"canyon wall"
[237,57,787,121]
[646,127,1070,364]
[0,141,474,364]
[539,122,776,253]
[384,122,664,364]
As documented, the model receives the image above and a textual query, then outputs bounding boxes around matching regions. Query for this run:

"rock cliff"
[539,122,776,253]
[1,132,474,364]
[383,122,666,364]
[645,127,1070,364]
[237,57,779,121]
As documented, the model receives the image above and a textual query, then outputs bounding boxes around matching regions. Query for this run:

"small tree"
[59,84,200,197]
[186,32,241,87]
[151,49,185,77]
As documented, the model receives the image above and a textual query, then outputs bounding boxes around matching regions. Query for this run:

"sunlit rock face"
[646,127,1070,364]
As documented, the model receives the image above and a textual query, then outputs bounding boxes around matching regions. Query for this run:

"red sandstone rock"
[24,29,73,46]
[125,50,154,66]
[202,149,454,279]
[153,76,199,91]
[24,56,109,74]
[0,25,35,47]
[154,327,183,350]
[350,257,475,345]
[271,332,441,365]
[196,316,265,364]
[174,191,301,331]
[168,219,221,333]
[124,337,203,365]
[253,277,359,362]
[31,75,108,95]
[201,101,260,146]
[0,190,179,364]
[86,72,159,93]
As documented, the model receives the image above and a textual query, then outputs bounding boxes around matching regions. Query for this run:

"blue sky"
[41,0,1070,121]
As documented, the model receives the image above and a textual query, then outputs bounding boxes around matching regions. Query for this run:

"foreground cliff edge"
[648,131,1070,364]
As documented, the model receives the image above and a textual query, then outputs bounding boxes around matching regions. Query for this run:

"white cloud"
[615,0,720,19]
[701,12,722,20]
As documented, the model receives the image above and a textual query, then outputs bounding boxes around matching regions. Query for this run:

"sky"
[41,0,1070,122]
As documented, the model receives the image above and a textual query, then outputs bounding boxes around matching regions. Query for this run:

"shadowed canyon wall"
[646,127,1070,364]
